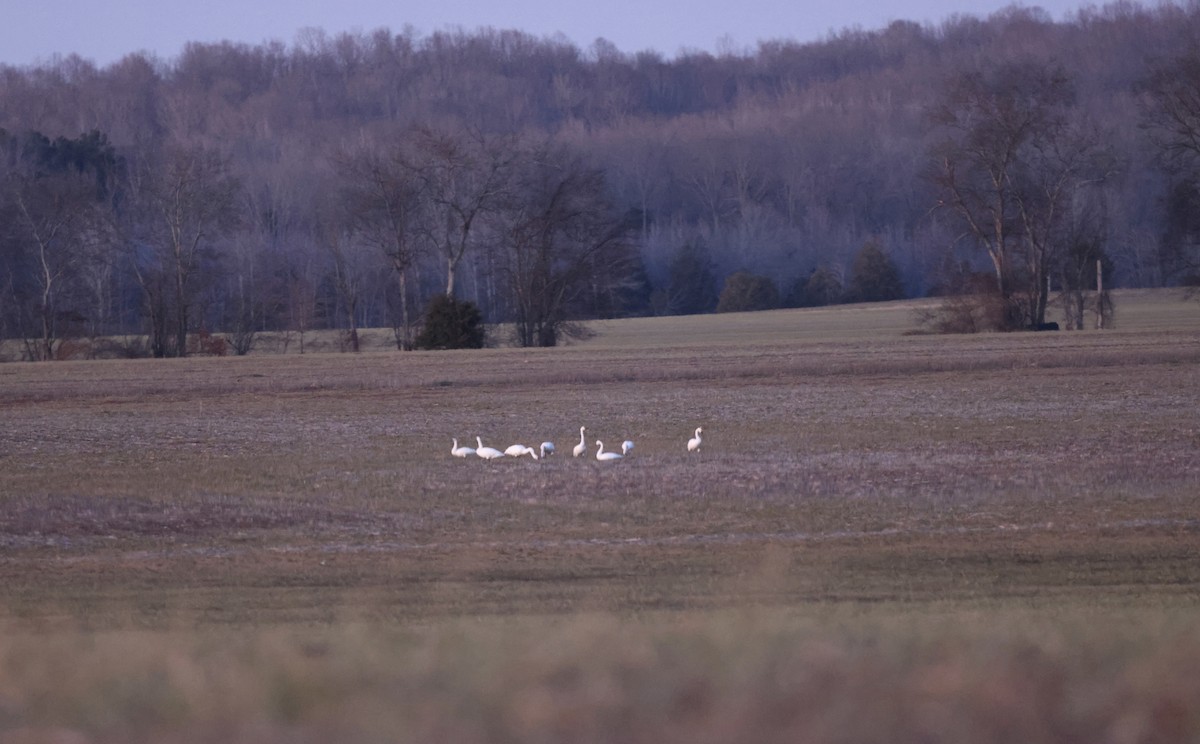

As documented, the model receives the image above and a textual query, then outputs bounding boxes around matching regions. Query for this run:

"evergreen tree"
[787,266,844,307]
[415,295,486,349]
[846,241,905,303]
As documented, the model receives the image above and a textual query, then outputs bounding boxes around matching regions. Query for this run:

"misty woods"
[4,4,1200,358]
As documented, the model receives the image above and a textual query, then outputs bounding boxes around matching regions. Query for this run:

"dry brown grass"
[2,609,1198,744]
[1,289,1199,742]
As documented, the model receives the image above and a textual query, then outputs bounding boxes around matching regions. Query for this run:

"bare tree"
[337,138,423,349]
[1141,45,1200,166]
[683,137,736,235]
[1141,44,1200,283]
[313,195,382,353]
[8,172,92,360]
[1056,182,1116,330]
[1,131,119,360]
[282,250,320,353]
[220,169,301,356]
[407,126,515,298]
[928,60,1085,329]
[499,141,636,347]
[127,145,239,357]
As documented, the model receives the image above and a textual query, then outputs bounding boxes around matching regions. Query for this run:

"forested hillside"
[4,2,1200,358]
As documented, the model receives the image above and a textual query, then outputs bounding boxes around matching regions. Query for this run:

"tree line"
[4,2,1200,358]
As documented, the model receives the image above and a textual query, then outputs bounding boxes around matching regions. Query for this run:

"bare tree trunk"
[175,247,189,357]
[38,266,55,362]
[395,267,412,350]
[445,256,457,298]
[1033,258,1050,327]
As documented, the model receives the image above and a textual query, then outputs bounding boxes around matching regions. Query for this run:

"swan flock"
[455,427,704,462]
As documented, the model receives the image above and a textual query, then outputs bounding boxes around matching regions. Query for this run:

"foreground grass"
[1,290,1199,742]
[3,606,1199,744]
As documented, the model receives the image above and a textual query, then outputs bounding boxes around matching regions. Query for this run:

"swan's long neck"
[579,428,586,445]
[596,441,604,455]
[476,436,484,448]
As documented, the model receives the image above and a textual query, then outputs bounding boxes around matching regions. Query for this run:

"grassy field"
[1,290,1199,743]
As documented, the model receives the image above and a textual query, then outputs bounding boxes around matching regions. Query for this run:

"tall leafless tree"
[928,60,1095,329]
[500,141,636,346]
[0,131,119,359]
[1141,44,1200,283]
[337,138,423,349]
[406,126,516,298]
[127,145,239,357]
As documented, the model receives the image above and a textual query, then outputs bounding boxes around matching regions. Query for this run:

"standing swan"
[451,438,475,458]
[621,440,634,455]
[687,427,703,452]
[540,441,555,458]
[595,440,624,461]
[572,426,587,457]
[475,436,506,460]
[504,444,539,459]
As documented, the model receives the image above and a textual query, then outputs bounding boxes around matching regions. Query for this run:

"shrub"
[415,295,486,350]
[717,271,781,313]
[914,292,1008,333]
[187,329,228,356]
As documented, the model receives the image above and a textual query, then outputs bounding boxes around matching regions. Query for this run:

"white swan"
[687,427,703,452]
[451,438,475,458]
[504,444,539,460]
[540,441,555,458]
[621,440,634,455]
[595,440,624,461]
[572,426,587,457]
[475,436,506,460]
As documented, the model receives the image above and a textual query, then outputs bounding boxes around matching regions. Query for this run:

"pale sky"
[3,0,1110,67]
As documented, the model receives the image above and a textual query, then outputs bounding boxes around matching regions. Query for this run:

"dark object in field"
[1032,322,1060,331]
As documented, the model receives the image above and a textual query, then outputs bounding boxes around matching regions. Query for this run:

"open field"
[1,289,1199,742]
